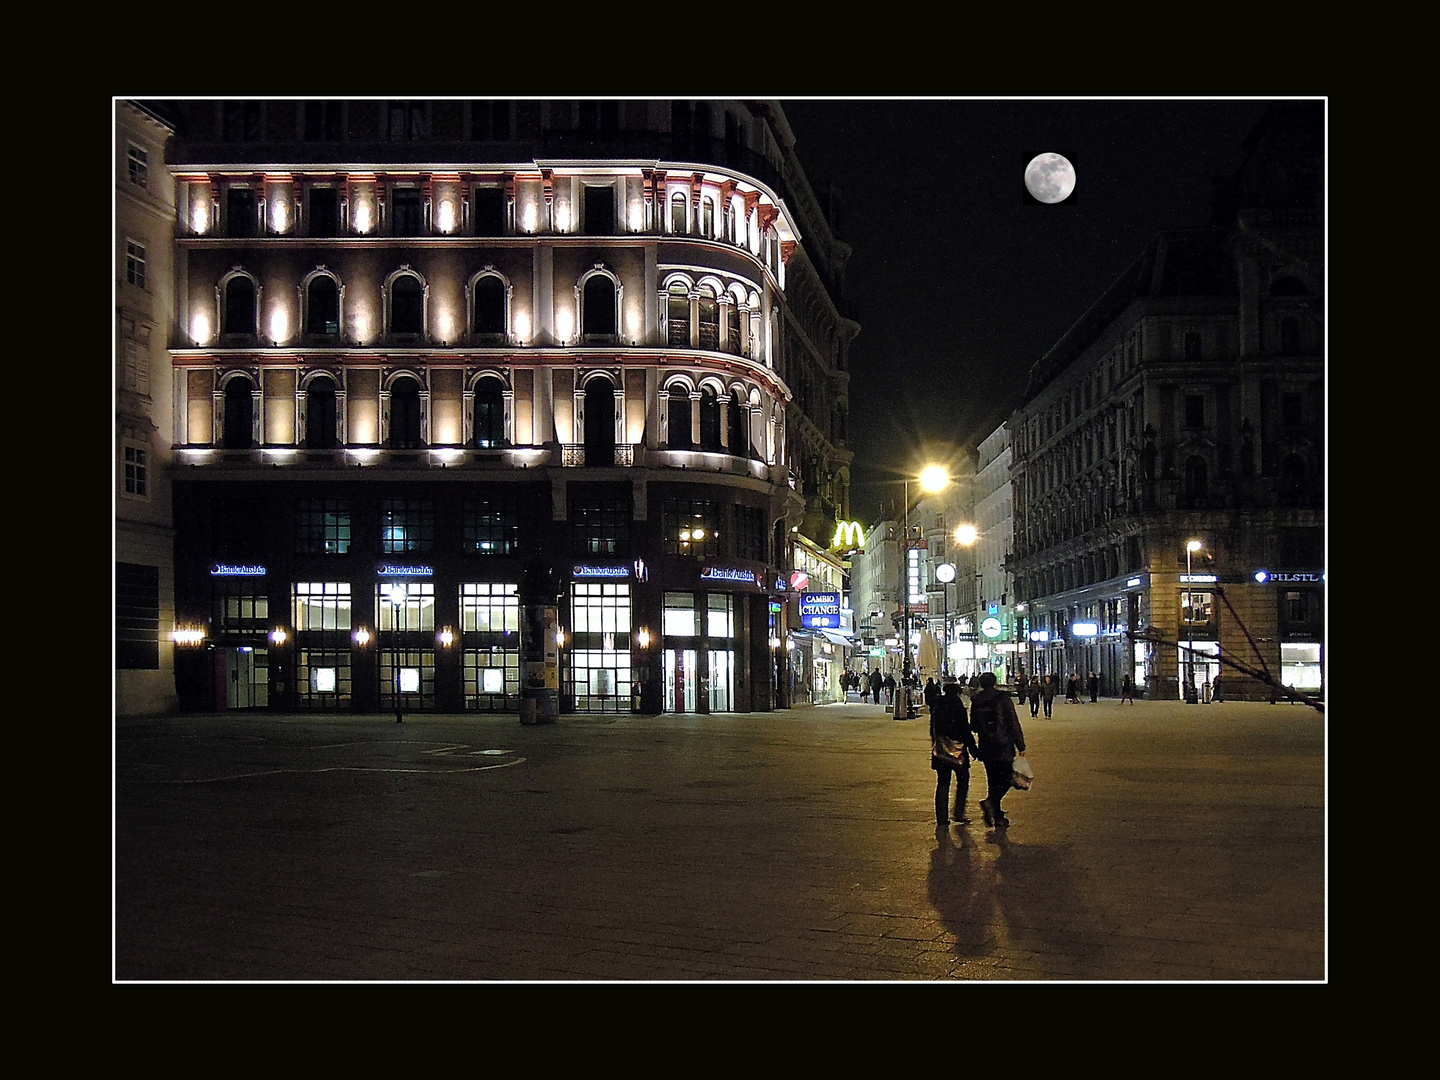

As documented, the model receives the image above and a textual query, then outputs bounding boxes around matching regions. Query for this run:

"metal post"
[1185,545,1193,703]
[895,478,908,720]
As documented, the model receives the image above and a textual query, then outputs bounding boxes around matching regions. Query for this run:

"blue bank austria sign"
[800,591,842,629]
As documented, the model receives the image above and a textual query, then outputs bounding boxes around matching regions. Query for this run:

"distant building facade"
[135,99,855,715]
[1008,104,1324,701]
[116,101,180,716]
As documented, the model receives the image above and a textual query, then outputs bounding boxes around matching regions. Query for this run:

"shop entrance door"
[664,648,697,712]
[1178,642,1220,701]
[707,649,733,712]
[221,646,269,709]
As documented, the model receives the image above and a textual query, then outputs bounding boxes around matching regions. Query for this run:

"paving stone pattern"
[115,697,1325,982]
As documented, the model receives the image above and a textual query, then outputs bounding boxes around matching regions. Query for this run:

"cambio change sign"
[800,592,842,629]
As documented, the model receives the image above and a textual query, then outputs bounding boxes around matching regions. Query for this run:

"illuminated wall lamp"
[270,628,288,646]
[438,627,454,648]
[354,627,371,647]
[171,628,206,646]
[636,627,651,649]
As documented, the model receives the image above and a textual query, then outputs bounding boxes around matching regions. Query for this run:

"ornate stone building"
[1008,104,1324,701]
[133,99,855,714]
[116,101,180,716]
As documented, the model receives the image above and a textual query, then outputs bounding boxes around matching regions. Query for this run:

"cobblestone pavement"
[114,696,1325,982]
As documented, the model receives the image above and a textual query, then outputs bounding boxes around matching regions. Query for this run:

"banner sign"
[800,591,842,629]
[211,563,266,576]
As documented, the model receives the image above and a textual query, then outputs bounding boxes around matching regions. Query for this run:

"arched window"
[667,283,690,346]
[224,276,256,336]
[1183,456,1208,507]
[390,274,424,336]
[702,196,715,237]
[697,287,718,349]
[724,299,740,354]
[728,390,745,454]
[1280,316,1300,354]
[306,376,338,449]
[670,191,686,234]
[305,275,339,336]
[472,275,505,336]
[582,275,617,338]
[667,388,693,450]
[583,377,616,466]
[390,376,423,448]
[473,377,505,448]
[222,377,254,449]
[699,387,722,451]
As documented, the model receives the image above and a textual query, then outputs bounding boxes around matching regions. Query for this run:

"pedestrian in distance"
[1213,673,1224,702]
[930,678,979,827]
[882,671,896,707]
[923,677,940,715]
[1120,673,1134,704]
[1028,675,1042,718]
[1088,671,1099,704]
[1041,674,1056,717]
[1066,674,1080,704]
[970,672,1027,828]
[869,668,883,705]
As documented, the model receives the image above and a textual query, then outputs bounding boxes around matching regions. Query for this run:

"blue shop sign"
[800,591,842,629]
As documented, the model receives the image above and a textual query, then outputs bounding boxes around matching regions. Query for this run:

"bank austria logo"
[573,564,630,579]
[376,563,433,577]
[700,566,756,584]
[211,563,266,576]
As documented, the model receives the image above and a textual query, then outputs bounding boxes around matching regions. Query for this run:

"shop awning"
[819,630,854,647]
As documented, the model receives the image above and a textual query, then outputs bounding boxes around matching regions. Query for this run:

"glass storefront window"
[569,583,632,711]
[664,591,697,637]
[295,582,352,630]
[1281,642,1323,690]
[461,582,519,633]
[707,594,733,638]
[377,581,435,631]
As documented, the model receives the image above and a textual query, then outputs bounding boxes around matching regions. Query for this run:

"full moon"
[1025,153,1076,204]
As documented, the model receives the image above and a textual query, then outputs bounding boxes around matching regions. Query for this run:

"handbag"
[932,736,969,769]
[1011,754,1034,790]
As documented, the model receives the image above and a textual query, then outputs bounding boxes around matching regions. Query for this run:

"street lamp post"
[1185,539,1202,703]
[895,465,949,719]
[954,523,979,679]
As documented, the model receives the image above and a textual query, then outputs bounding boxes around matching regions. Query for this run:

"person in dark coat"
[1027,676,1042,718]
[923,677,940,715]
[1040,674,1057,717]
[869,668,882,705]
[1088,671,1099,703]
[969,672,1027,827]
[1120,673,1134,704]
[882,672,896,706]
[930,679,979,826]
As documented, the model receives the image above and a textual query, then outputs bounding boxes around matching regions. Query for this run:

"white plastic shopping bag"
[1012,754,1034,791]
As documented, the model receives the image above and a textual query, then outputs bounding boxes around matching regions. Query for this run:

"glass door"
[708,649,733,712]
[224,646,269,709]
[664,648,697,712]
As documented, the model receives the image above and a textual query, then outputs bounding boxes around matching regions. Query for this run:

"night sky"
[778,97,1308,520]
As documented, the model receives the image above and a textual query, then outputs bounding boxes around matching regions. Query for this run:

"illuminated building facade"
[116,101,180,716]
[145,99,855,714]
[1008,104,1324,700]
